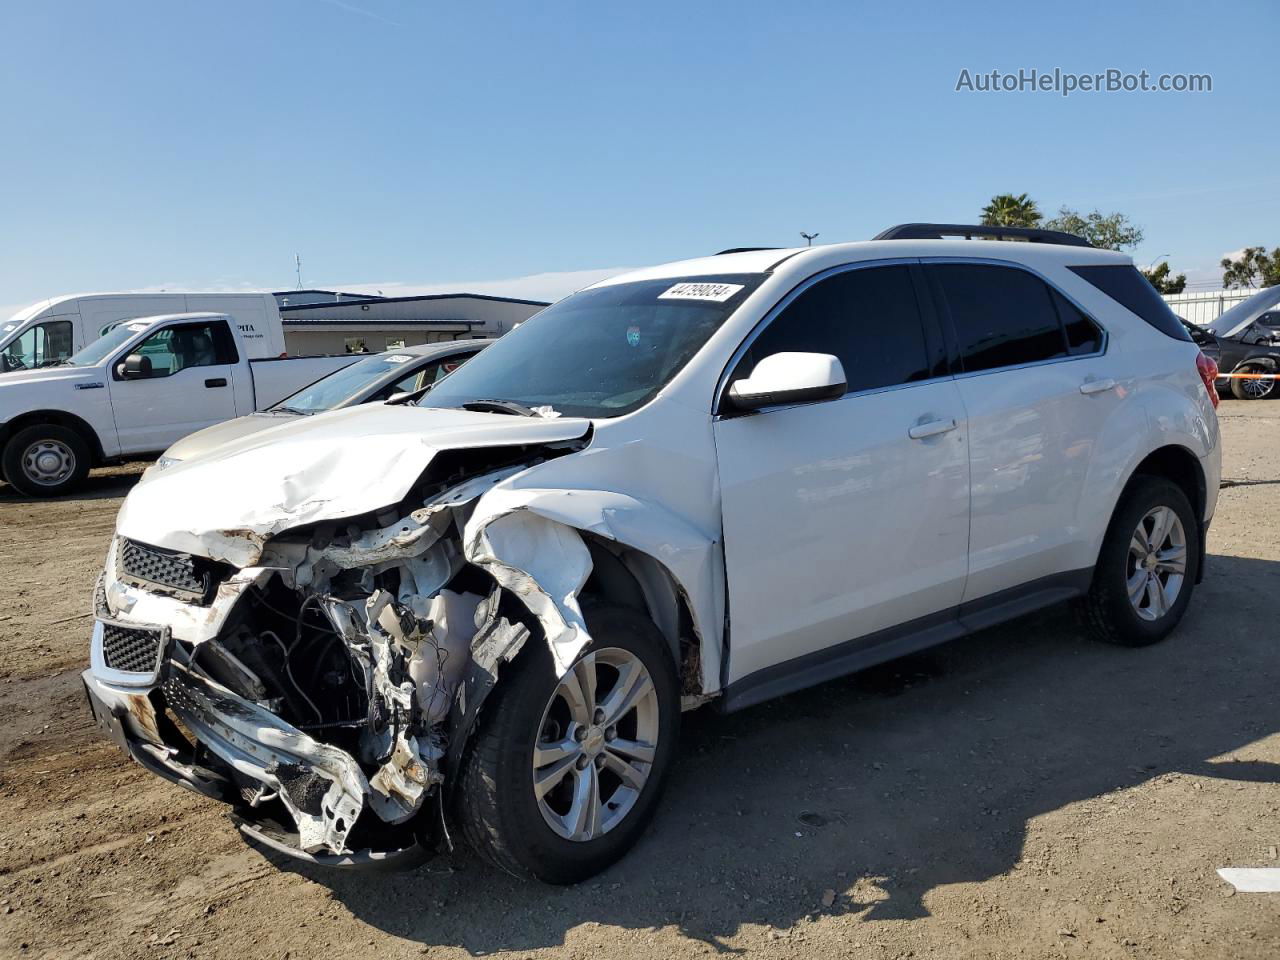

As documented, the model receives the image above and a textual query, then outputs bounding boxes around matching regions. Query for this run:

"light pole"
[800,231,819,247]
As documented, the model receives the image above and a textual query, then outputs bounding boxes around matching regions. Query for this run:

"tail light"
[1196,351,1219,409]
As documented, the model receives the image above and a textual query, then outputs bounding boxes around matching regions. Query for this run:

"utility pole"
[800,231,819,247]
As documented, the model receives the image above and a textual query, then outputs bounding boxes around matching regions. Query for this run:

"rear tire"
[455,603,680,883]
[1229,363,1276,400]
[1079,476,1199,647]
[2,424,91,497]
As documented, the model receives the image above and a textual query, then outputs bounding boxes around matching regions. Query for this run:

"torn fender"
[463,486,724,691]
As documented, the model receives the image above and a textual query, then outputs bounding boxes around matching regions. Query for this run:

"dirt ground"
[2,402,1279,960]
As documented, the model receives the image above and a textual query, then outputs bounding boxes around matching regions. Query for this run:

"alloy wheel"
[1126,506,1187,622]
[532,647,660,842]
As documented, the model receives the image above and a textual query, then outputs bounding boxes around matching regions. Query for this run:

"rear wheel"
[1229,362,1276,400]
[456,603,680,883]
[2,424,91,497]
[1079,476,1199,647]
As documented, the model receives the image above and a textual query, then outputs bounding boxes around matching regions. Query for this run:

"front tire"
[2,424,91,497]
[456,603,680,883]
[1079,476,1199,647]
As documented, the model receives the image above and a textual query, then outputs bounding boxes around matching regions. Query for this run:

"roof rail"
[714,247,780,255]
[874,223,1094,248]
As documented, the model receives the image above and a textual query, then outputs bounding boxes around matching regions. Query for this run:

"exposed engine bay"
[90,440,608,862]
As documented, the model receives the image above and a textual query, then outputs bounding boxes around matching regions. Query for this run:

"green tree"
[980,193,1043,228]
[1141,261,1187,294]
[1044,207,1144,251]
[1220,247,1280,289]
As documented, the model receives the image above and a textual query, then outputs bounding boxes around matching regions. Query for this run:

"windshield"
[422,274,765,418]
[64,321,151,368]
[273,353,420,413]
[1207,287,1280,338]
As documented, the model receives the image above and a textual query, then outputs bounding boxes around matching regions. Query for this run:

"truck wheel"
[1229,363,1276,400]
[456,603,680,884]
[1078,476,1199,648]
[2,424,91,497]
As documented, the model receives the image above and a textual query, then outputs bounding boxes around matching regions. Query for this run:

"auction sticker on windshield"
[658,282,745,303]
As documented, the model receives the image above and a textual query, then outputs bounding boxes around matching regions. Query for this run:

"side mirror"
[118,353,153,380]
[727,352,847,411]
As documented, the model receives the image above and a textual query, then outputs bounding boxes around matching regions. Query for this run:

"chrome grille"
[101,622,164,675]
[117,537,210,602]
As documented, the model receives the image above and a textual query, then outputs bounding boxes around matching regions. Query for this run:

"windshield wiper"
[461,398,540,417]
[269,405,314,416]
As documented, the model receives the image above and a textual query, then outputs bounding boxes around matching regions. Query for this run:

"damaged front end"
[84,441,590,867]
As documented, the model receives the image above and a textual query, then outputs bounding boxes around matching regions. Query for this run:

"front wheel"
[456,603,680,883]
[1078,476,1199,647]
[2,424,91,497]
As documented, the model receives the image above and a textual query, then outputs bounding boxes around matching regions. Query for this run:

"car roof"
[588,238,1131,288]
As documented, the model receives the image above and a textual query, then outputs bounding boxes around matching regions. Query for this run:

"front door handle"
[908,418,957,440]
[1079,377,1117,395]
[204,377,228,388]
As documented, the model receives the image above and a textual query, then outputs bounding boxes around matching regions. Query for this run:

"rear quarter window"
[1068,265,1191,342]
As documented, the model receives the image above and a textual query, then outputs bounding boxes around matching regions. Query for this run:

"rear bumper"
[82,665,430,870]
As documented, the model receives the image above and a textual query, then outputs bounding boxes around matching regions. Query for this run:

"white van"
[0,293,284,372]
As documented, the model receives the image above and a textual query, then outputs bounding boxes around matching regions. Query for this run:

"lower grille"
[117,537,216,603]
[101,622,165,675]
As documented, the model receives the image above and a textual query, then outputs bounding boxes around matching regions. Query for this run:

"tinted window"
[1068,265,1192,342]
[735,265,931,396]
[1050,289,1103,355]
[931,264,1066,372]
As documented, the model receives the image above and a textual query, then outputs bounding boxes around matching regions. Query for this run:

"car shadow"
[269,552,1280,953]
[0,464,146,502]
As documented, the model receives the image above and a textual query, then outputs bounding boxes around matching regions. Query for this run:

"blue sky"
[1,0,1275,314]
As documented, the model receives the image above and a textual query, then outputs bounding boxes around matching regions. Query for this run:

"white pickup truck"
[0,311,357,496]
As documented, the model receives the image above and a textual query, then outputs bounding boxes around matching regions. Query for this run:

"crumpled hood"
[116,403,591,565]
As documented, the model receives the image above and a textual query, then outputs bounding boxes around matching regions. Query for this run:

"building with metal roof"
[279,292,549,354]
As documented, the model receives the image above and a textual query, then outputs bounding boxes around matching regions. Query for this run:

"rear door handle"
[1079,378,1117,395]
[908,418,957,440]
[204,377,228,388]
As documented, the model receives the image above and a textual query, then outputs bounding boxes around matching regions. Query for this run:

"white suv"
[83,224,1221,882]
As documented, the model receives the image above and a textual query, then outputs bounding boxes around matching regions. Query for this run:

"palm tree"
[980,193,1042,228]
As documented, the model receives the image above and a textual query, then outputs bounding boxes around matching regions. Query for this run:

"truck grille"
[117,537,219,603]
[101,622,165,675]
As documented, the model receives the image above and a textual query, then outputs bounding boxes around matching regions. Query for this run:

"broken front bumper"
[82,661,432,870]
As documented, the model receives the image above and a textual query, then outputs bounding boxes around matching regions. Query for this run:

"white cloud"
[325,266,638,304]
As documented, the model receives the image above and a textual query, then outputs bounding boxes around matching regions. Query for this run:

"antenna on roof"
[295,254,303,290]
[800,231,820,247]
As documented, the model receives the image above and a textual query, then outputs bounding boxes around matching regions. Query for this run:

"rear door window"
[928,263,1068,373]
[1050,289,1104,355]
